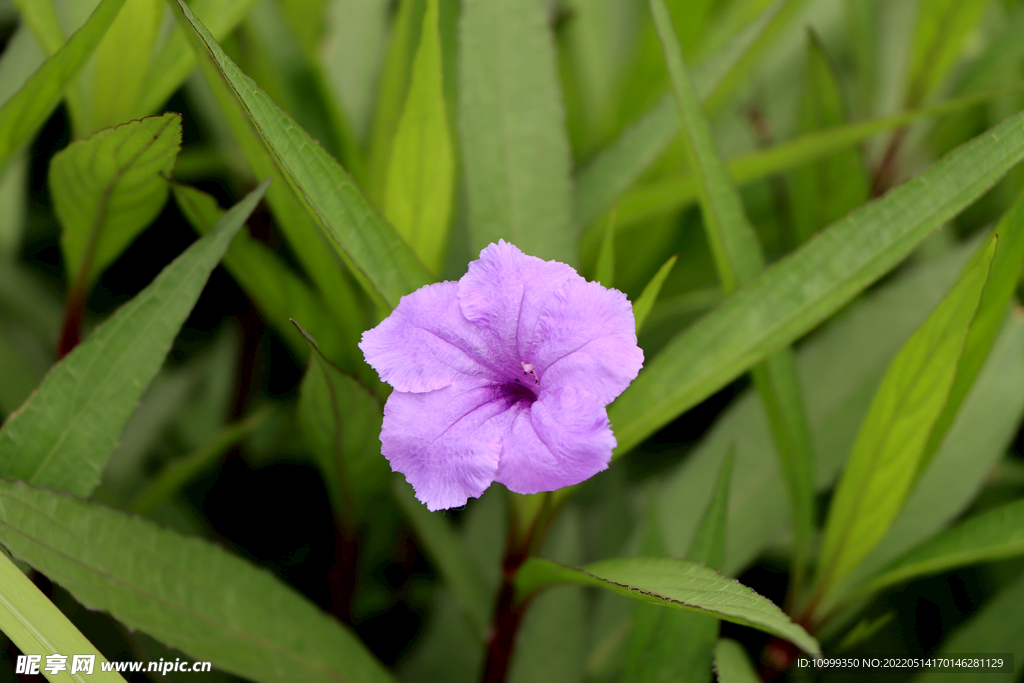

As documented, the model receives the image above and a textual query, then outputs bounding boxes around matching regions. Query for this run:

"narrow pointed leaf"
[173,0,431,308]
[458,0,576,264]
[383,0,454,274]
[857,498,1024,597]
[652,0,815,574]
[52,113,181,289]
[0,480,394,683]
[514,557,819,655]
[0,551,126,682]
[609,109,1024,457]
[0,181,268,497]
[0,0,127,172]
[922,189,1024,469]
[817,236,996,596]
[633,254,677,333]
[594,210,616,288]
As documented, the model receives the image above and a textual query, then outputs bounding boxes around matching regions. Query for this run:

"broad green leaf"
[905,0,991,107]
[171,183,341,363]
[175,22,369,376]
[911,570,1024,683]
[297,325,389,525]
[0,550,127,683]
[458,0,576,264]
[713,639,759,683]
[816,236,996,599]
[138,0,260,116]
[514,557,819,655]
[608,109,1024,457]
[52,113,181,290]
[856,498,1024,598]
[0,181,268,497]
[89,0,162,131]
[922,189,1024,469]
[174,0,431,308]
[632,254,677,333]
[586,89,1015,234]
[652,0,815,574]
[0,479,394,683]
[130,409,268,516]
[383,0,454,274]
[392,479,491,639]
[790,31,868,245]
[0,0,127,173]
[623,450,734,683]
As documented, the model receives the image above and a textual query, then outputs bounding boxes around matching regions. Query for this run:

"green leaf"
[391,479,491,639]
[652,0,815,576]
[52,113,181,290]
[856,497,1024,598]
[922,189,1024,470]
[171,183,343,363]
[911,570,1024,683]
[173,0,431,309]
[89,0,162,131]
[713,639,759,683]
[0,479,394,683]
[790,31,868,245]
[297,325,390,525]
[608,108,1024,457]
[0,0,127,173]
[623,450,734,683]
[176,24,369,376]
[138,0,260,116]
[905,0,991,107]
[0,550,127,682]
[816,236,996,599]
[383,0,454,274]
[458,0,576,264]
[515,557,819,655]
[597,89,1016,235]
[632,254,677,333]
[0,181,268,497]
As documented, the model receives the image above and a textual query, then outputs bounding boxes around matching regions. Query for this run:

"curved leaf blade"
[514,557,819,655]
[0,479,393,683]
[52,113,182,288]
[0,181,268,497]
[173,0,430,308]
[816,236,996,597]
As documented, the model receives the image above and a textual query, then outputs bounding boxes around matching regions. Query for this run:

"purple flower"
[359,241,644,510]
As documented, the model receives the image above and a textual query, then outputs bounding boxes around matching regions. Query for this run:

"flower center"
[501,360,540,405]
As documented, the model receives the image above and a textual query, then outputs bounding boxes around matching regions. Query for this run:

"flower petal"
[532,278,644,404]
[381,382,515,510]
[458,240,578,375]
[360,281,503,393]
[494,386,616,495]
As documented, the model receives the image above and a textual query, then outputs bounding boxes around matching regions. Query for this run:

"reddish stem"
[480,549,530,683]
[56,287,86,359]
